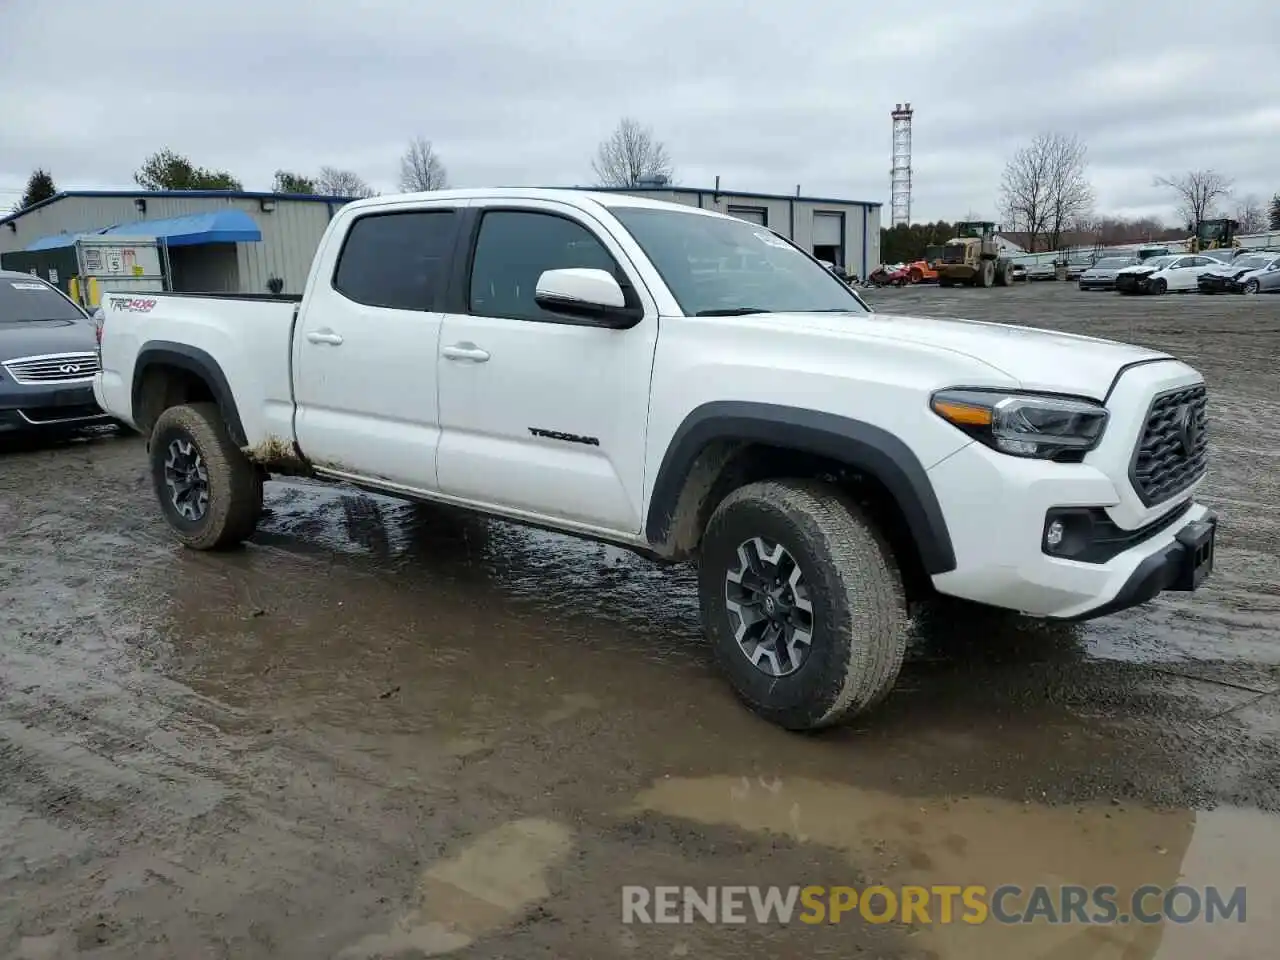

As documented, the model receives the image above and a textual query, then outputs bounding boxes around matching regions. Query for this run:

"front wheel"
[149,402,263,550]
[1151,278,1168,295]
[1243,279,1260,295]
[698,480,908,730]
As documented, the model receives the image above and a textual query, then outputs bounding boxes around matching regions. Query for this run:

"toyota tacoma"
[93,189,1217,730]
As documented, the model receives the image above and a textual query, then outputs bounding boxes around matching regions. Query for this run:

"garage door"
[812,212,843,246]
[727,206,767,226]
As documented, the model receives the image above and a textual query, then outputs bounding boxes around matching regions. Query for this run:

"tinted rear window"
[333,210,457,310]
[0,278,86,322]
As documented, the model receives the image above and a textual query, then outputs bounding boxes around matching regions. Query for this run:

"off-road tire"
[149,402,263,550]
[977,260,995,288]
[994,261,1013,287]
[698,479,907,730]
[938,277,954,288]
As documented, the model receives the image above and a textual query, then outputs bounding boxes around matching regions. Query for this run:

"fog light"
[1045,519,1065,550]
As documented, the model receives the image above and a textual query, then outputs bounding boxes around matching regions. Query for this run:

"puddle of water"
[630,776,1278,960]
[338,818,574,958]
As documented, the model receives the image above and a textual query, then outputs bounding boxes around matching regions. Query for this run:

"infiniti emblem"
[1177,403,1201,455]
[58,363,82,374]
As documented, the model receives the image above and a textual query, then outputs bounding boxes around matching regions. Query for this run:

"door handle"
[442,343,490,362]
[306,330,344,346]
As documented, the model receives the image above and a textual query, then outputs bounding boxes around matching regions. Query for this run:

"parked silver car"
[1197,253,1280,294]
[1077,256,1139,291]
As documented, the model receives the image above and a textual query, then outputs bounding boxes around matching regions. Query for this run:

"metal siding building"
[597,186,882,280]
[0,191,351,295]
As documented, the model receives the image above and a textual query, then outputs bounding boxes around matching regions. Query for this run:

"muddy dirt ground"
[2,282,1279,959]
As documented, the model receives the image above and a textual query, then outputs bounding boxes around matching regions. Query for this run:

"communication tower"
[890,102,914,227]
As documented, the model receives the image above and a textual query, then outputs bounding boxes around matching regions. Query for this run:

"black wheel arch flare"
[644,402,957,575]
[132,341,247,447]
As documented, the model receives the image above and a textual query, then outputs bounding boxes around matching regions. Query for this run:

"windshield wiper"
[694,307,770,317]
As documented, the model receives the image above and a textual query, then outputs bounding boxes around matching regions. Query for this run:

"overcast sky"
[2,1,1277,224]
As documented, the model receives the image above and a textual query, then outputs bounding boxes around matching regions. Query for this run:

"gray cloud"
[2,0,1277,224]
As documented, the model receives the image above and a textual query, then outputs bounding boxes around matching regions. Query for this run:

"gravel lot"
[2,281,1278,958]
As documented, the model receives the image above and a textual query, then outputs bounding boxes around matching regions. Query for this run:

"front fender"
[645,401,956,574]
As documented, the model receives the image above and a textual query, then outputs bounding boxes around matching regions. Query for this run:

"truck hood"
[0,318,98,362]
[758,311,1170,399]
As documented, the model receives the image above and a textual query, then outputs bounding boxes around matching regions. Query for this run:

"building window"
[726,206,768,227]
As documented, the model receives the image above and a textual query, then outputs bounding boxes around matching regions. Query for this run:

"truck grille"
[1,352,100,385]
[1131,384,1208,506]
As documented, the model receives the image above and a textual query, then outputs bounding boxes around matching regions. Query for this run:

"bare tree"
[315,166,377,199]
[1153,169,1233,229]
[399,137,448,192]
[592,118,674,188]
[998,139,1052,252]
[999,133,1093,252]
[1234,194,1266,234]
[1044,134,1094,251]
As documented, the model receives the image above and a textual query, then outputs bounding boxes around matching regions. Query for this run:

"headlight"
[930,388,1109,461]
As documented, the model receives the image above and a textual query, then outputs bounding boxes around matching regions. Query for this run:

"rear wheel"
[698,479,907,730]
[149,402,263,550]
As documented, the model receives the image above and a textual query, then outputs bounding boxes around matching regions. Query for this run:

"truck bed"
[96,291,300,450]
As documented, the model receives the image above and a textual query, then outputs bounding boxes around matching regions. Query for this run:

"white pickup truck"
[94,188,1216,730]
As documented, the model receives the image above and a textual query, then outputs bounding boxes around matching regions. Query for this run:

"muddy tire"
[978,260,995,288]
[698,479,907,730]
[994,261,1013,287]
[149,402,263,550]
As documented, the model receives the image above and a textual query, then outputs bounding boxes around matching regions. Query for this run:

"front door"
[435,202,658,534]
[293,203,460,490]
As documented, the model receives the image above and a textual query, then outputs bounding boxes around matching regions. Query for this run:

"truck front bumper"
[0,380,110,433]
[925,441,1215,620]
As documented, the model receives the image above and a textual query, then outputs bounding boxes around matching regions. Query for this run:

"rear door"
[292,200,462,489]
[434,201,659,533]
[1171,255,1212,289]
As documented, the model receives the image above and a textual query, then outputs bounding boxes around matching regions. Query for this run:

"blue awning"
[26,209,262,251]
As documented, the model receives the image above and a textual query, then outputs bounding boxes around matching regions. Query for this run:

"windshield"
[1093,258,1134,269]
[0,278,87,322]
[609,207,869,316]
[1233,256,1271,271]
[1143,256,1177,269]
[1197,221,1231,242]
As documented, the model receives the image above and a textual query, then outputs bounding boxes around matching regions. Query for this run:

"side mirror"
[534,268,640,328]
